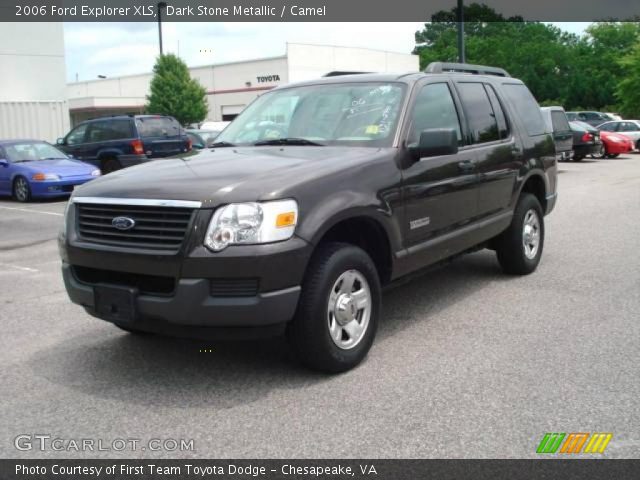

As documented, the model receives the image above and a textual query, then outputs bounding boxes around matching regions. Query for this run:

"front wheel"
[13,177,32,202]
[287,242,380,373]
[606,153,619,159]
[495,193,545,275]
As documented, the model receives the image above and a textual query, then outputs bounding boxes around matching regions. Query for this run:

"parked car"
[592,131,633,159]
[0,140,99,202]
[541,107,573,161]
[597,120,640,150]
[60,62,557,372]
[569,121,602,161]
[200,121,230,132]
[185,129,220,149]
[605,112,622,121]
[57,115,191,174]
[566,111,612,127]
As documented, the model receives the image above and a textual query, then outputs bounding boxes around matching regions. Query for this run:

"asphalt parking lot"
[1,156,639,459]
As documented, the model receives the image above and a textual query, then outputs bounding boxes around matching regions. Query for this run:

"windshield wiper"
[12,159,33,163]
[254,138,325,146]
[209,141,236,148]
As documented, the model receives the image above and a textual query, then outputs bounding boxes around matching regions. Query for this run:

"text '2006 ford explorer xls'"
[60,63,557,372]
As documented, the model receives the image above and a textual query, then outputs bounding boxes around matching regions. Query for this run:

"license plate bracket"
[94,285,138,323]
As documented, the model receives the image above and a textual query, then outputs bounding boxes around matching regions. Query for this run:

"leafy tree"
[146,54,208,126]
[413,5,640,112]
[616,42,640,118]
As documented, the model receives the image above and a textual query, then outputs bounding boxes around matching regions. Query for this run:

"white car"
[200,121,231,132]
[597,120,640,149]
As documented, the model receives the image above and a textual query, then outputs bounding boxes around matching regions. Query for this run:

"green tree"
[146,54,208,125]
[616,42,640,118]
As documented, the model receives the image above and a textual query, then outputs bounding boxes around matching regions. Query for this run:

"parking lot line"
[0,263,38,273]
[0,205,63,216]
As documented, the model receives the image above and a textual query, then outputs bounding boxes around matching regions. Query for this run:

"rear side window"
[136,117,182,137]
[501,84,546,136]
[408,83,462,145]
[484,84,509,139]
[456,82,500,143]
[87,120,133,142]
[551,111,570,132]
[598,123,615,132]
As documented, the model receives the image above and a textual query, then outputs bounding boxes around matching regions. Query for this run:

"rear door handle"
[458,160,476,173]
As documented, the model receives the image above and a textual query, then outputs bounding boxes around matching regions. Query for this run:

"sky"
[63,22,591,82]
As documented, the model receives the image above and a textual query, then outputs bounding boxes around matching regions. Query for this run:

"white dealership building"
[0,23,70,141]
[67,43,419,126]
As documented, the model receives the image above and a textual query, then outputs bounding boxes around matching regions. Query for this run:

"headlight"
[91,169,101,176]
[32,173,60,181]
[204,199,298,252]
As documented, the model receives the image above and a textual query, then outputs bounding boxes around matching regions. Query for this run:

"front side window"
[66,124,88,145]
[598,123,615,132]
[456,82,500,143]
[408,83,462,144]
[216,82,406,147]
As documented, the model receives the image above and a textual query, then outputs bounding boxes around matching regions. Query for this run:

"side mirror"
[0,158,8,167]
[56,138,65,145]
[409,128,458,160]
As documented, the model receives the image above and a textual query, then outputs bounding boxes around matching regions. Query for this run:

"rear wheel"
[286,242,380,373]
[13,176,32,202]
[495,193,544,275]
[114,324,149,335]
[102,157,122,174]
[593,144,606,159]
[606,153,620,159]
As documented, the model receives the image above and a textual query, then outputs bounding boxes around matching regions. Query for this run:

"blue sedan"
[0,140,100,202]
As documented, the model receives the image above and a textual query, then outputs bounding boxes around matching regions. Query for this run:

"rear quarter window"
[501,83,546,136]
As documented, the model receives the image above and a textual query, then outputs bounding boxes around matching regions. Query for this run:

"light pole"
[157,2,167,56]
[457,0,465,63]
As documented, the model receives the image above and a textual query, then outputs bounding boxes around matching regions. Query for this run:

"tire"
[606,153,619,159]
[13,176,32,202]
[495,193,544,275]
[102,157,122,174]
[573,154,583,162]
[593,144,606,159]
[286,242,381,373]
[636,140,640,152]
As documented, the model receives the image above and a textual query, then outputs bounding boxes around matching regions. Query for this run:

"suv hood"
[72,146,381,205]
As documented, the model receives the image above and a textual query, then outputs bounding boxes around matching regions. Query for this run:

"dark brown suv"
[60,63,558,372]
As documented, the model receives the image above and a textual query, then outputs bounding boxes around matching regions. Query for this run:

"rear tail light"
[131,139,144,155]
[581,132,593,142]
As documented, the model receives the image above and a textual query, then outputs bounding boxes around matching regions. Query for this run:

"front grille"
[210,278,260,297]
[76,203,193,252]
[72,266,175,296]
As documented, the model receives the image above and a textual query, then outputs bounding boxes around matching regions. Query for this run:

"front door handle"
[458,160,475,173]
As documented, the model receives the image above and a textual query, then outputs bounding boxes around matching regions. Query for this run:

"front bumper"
[62,263,301,332]
[30,177,96,197]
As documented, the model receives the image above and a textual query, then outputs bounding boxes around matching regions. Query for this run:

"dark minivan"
[60,63,557,373]
[57,115,191,174]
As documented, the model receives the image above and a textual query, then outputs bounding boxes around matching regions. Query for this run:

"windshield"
[4,142,68,162]
[216,82,406,147]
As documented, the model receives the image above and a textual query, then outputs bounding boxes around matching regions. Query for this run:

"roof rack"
[425,62,510,77]
[323,71,371,77]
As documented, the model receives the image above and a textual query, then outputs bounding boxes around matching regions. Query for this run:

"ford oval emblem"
[112,216,136,231]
